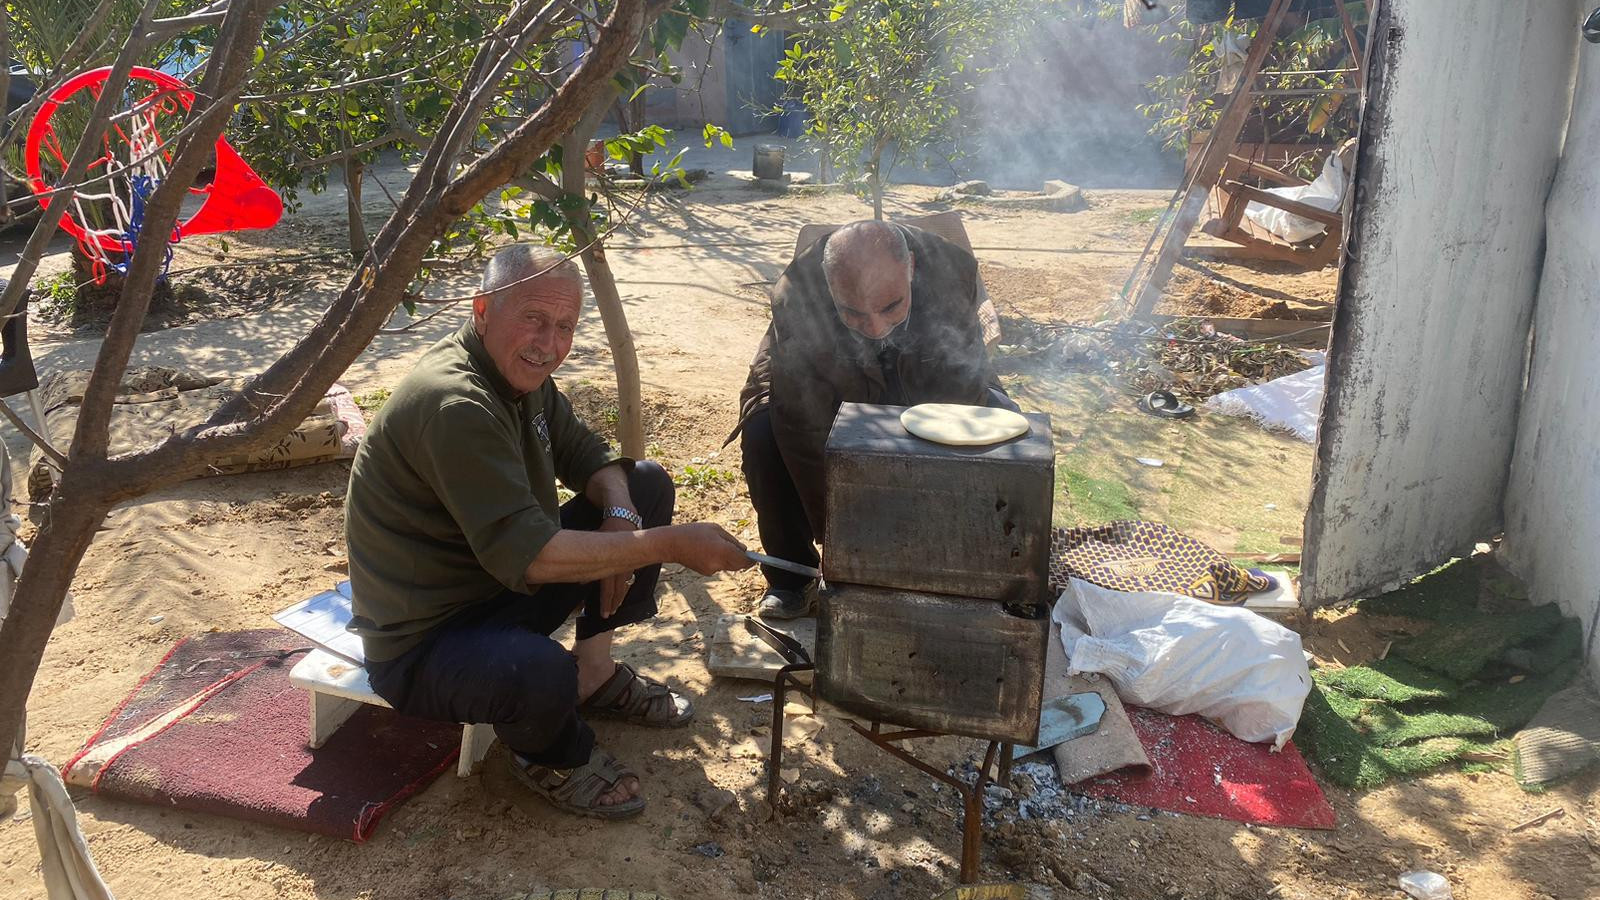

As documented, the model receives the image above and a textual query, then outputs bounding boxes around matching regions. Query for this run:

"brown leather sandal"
[506,747,646,820]
[578,661,695,727]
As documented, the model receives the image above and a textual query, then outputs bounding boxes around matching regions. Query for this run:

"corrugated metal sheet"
[1302,0,1576,603]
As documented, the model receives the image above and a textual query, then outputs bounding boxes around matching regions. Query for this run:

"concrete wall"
[1503,8,1600,680]
[1302,0,1578,602]
[644,29,730,131]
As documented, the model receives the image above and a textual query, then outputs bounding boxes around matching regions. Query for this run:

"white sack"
[1243,152,1348,243]
[1204,364,1326,443]
[1052,577,1311,749]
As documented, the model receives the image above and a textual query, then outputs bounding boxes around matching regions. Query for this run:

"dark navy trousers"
[366,461,674,768]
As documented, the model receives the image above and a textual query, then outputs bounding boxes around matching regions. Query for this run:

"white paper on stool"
[274,581,364,665]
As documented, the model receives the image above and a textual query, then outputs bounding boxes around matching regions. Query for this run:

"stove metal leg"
[765,663,813,815]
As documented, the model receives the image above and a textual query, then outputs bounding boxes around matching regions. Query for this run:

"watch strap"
[602,506,643,528]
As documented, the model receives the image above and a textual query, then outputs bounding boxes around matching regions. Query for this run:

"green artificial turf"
[1393,603,1567,681]
[1315,658,1458,703]
[1297,560,1585,790]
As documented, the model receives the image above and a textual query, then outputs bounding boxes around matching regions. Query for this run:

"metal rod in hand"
[746,551,821,580]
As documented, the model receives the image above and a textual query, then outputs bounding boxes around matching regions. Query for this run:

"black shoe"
[756,583,816,620]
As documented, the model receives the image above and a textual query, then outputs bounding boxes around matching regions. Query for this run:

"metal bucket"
[752,144,785,180]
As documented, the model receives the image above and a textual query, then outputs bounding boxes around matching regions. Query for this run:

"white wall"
[1303,0,1579,603]
[1503,11,1600,681]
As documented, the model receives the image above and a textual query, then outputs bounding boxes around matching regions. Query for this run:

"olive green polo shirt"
[345,321,624,662]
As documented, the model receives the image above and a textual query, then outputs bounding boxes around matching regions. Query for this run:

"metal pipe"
[765,663,814,814]
[962,741,1000,882]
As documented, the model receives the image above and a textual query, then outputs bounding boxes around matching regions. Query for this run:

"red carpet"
[1075,706,1336,829]
[63,629,462,842]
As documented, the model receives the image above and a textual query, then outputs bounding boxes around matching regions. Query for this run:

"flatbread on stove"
[900,403,1030,446]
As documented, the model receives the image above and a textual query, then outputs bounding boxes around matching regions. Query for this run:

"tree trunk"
[345,158,367,261]
[68,243,125,314]
[562,103,645,459]
[628,95,646,177]
[869,167,883,220]
[0,467,113,783]
[577,239,644,457]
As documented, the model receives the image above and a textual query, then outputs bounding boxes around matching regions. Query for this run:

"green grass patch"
[1298,558,1586,790]
[353,388,392,416]
[1125,207,1163,226]
[675,463,737,492]
[1393,603,1567,682]
[1298,683,1485,789]
[1359,557,1482,621]
[1056,463,1139,526]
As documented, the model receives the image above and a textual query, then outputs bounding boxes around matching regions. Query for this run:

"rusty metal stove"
[763,403,1054,883]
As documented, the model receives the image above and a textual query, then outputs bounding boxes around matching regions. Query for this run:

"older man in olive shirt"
[346,246,749,819]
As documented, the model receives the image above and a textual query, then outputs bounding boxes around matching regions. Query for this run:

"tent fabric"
[26,367,365,504]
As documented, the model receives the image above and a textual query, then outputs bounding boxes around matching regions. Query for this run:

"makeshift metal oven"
[815,402,1054,746]
[822,403,1055,603]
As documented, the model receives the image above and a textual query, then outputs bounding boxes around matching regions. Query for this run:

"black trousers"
[366,461,675,768]
[741,388,1020,592]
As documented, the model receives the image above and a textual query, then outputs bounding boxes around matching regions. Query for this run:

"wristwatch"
[602,506,643,528]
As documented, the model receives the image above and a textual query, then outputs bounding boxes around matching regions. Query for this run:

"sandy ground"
[3,167,1597,900]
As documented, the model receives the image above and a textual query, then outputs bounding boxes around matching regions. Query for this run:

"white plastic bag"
[1052,578,1311,749]
[1243,151,1348,243]
[1205,364,1327,443]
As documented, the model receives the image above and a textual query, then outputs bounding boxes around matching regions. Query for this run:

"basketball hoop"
[24,66,283,284]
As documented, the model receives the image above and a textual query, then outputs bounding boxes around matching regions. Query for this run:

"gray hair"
[821,220,911,298]
[480,244,584,307]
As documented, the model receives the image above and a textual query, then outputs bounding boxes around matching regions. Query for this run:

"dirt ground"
[3,170,1597,900]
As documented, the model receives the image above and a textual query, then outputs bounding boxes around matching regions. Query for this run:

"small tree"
[775,0,1028,219]
[1111,0,1367,178]
[234,1,506,258]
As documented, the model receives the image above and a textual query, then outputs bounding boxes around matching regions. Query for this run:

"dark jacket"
[734,224,1000,534]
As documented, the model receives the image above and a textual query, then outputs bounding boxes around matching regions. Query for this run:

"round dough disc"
[900,403,1030,446]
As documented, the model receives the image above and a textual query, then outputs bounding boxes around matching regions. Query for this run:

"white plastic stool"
[288,647,495,777]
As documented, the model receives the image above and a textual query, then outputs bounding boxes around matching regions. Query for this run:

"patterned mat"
[1049,521,1274,605]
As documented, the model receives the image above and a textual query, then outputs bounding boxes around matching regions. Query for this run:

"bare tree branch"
[148,0,231,37]
[293,131,407,169]
[0,0,279,807]
[198,0,661,449]
[0,400,65,469]
[73,0,277,463]
[0,0,121,160]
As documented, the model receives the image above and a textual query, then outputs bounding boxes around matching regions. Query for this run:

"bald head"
[822,221,914,341]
